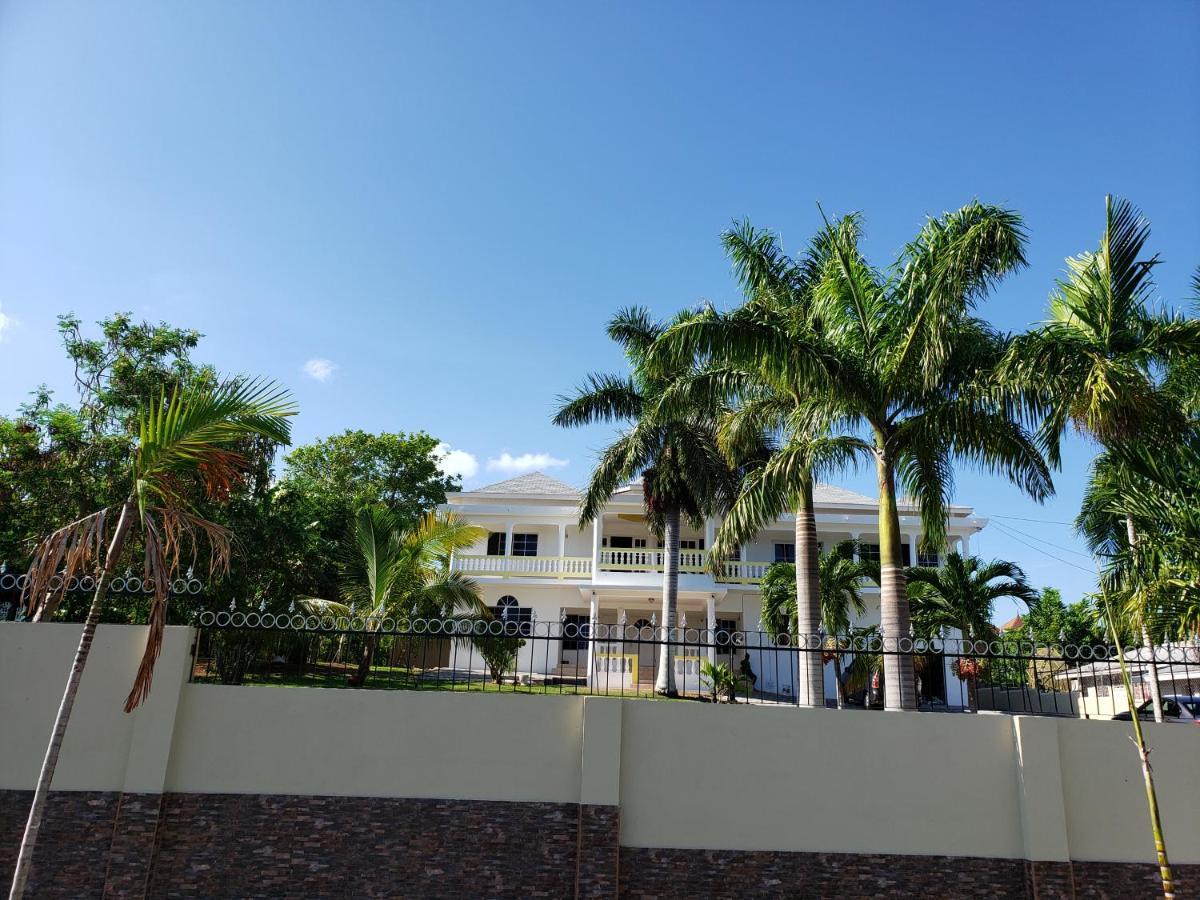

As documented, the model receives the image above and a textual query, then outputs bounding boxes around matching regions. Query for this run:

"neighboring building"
[443,471,984,699]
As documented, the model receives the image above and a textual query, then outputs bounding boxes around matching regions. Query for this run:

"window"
[714,618,737,656]
[605,536,646,549]
[900,544,912,566]
[679,539,705,550]
[494,596,533,635]
[486,532,507,556]
[511,533,538,557]
[859,543,881,563]
[774,543,795,563]
[561,614,589,651]
[918,550,940,567]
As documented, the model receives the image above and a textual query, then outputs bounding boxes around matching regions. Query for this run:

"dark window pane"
[511,533,538,557]
[487,532,506,556]
[774,543,795,563]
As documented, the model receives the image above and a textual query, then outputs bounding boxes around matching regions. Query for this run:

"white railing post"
[586,591,599,688]
[591,515,603,578]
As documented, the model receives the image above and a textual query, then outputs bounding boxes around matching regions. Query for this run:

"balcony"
[450,552,773,584]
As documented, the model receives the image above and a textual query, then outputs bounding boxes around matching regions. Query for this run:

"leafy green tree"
[655,203,1052,709]
[906,553,1038,710]
[553,308,738,696]
[281,429,459,525]
[1004,196,1200,732]
[0,314,293,626]
[336,505,486,686]
[1023,587,1108,648]
[10,378,296,899]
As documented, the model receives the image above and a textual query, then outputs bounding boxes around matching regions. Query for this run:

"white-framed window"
[486,532,507,556]
[918,550,940,567]
[511,533,538,557]
[859,543,881,563]
[774,543,795,563]
[494,595,533,635]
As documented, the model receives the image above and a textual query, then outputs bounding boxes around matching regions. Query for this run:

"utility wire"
[988,519,1094,559]
[987,520,1096,575]
[989,513,1078,527]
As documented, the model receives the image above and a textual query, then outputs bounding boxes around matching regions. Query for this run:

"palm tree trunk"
[9,499,135,900]
[655,507,680,696]
[349,631,380,687]
[795,475,824,708]
[1103,592,1174,899]
[874,439,917,711]
[1125,515,1163,723]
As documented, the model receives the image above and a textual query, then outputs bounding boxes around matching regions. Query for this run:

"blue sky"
[1,2,1198,618]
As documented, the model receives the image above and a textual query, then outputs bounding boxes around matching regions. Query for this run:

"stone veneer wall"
[2,790,1196,899]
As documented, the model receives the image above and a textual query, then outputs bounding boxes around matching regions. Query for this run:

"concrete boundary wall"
[2,624,1199,897]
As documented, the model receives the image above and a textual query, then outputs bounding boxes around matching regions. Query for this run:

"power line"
[989,513,1077,527]
[986,520,1096,575]
[988,519,1094,559]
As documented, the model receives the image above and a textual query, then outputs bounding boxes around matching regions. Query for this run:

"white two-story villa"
[444,471,985,701]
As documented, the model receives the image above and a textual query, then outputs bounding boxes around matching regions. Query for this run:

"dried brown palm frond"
[124,505,235,712]
[24,509,110,621]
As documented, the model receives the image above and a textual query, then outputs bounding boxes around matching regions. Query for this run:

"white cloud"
[485,451,569,475]
[435,443,479,480]
[303,358,336,382]
[0,303,10,341]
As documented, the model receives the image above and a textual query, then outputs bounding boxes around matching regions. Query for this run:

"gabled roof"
[470,471,579,497]
[812,483,877,506]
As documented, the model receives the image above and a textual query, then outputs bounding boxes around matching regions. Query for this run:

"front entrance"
[560,614,589,676]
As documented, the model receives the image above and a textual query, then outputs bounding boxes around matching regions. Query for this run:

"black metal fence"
[187,609,1200,719]
[0,566,207,622]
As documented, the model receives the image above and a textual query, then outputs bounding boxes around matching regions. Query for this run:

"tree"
[1003,195,1200,727]
[906,553,1038,711]
[759,541,874,707]
[336,505,486,686]
[1023,588,1108,649]
[553,308,738,696]
[9,378,296,899]
[281,429,460,525]
[654,203,1052,709]
[0,314,292,625]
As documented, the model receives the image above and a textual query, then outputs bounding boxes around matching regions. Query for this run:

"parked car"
[1113,695,1200,723]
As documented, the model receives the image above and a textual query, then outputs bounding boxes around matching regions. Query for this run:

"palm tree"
[10,378,296,899]
[906,553,1037,711]
[337,505,487,686]
[553,308,737,696]
[759,541,873,707]
[1002,196,1200,723]
[654,204,1052,709]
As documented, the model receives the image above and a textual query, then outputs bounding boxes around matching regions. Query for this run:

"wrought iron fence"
[0,564,207,621]
[187,608,1200,719]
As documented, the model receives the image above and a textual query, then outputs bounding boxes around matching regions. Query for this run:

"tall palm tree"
[906,553,1037,711]
[654,203,1052,709]
[1002,196,1200,723]
[759,541,874,707]
[10,378,296,899]
[337,505,487,686]
[553,308,737,696]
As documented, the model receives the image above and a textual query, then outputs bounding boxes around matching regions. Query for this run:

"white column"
[706,594,717,670]
[960,532,971,558]
[704,517,716,550]
[505,521,515,556]
[591,514,603,577]
[850,531,861,560]
[557,523,567,557]
[905,533,915,567]
[586,591,599,687]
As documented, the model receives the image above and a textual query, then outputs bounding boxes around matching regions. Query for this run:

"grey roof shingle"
[471,472,579,496]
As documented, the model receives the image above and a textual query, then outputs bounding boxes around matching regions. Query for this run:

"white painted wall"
[3,624,1198,865]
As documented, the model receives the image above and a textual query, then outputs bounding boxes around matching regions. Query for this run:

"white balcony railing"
[451,555,592,579]
[451,552,777,584]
